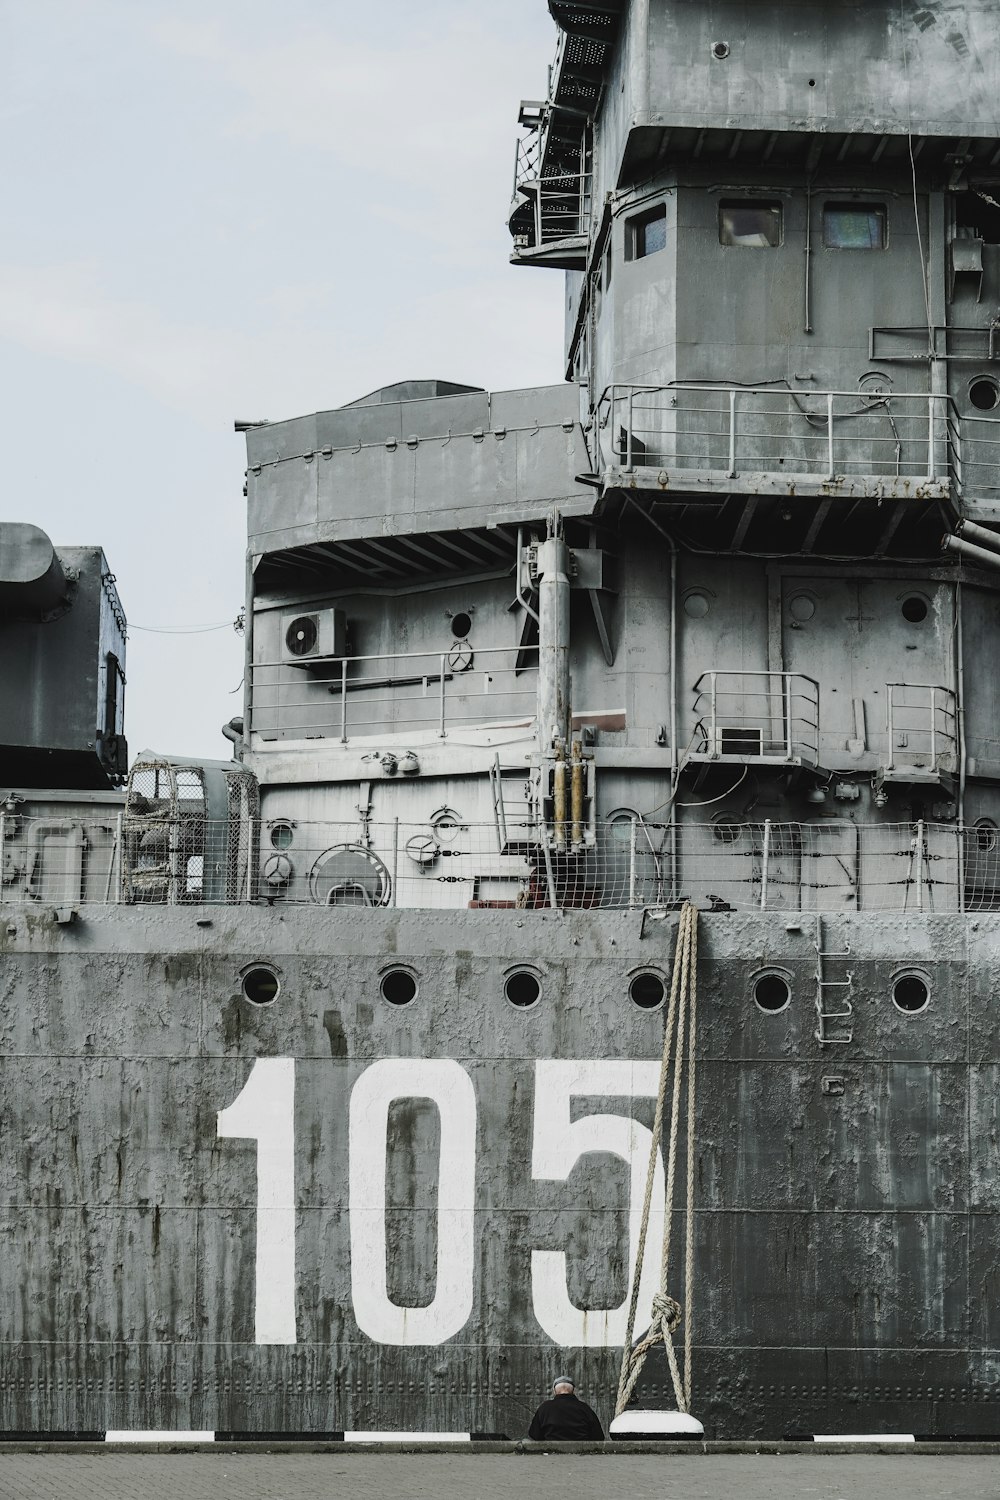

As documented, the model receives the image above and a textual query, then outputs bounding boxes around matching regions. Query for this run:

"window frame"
[625,203,667,262]
[822,201,888,251]
[718,199,783,249]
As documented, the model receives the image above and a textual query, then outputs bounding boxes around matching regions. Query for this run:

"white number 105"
[217,1057,664,1350]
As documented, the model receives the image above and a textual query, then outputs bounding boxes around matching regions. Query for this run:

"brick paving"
[0,1452,998,1500]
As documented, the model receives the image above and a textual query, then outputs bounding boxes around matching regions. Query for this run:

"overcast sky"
[1,0,564,760]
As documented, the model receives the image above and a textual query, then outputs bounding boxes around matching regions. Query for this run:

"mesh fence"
[2,816,998,913]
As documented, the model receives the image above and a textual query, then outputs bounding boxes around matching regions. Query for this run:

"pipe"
[633,0,650,126]
[570,738,585,848]
[956,581,967,882]
[956,518,1000,555]
[621,493,680,899]
[0,523,67,616]
[804,181,813,335]
[553,741,568,850]
[943,533,1000,571]
[536,532,571,751]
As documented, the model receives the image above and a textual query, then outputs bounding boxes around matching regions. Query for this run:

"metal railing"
[511,161,592,249]
[599,383,958,488]
[249,644,538,744]
[2,815,993,914]
[950,410,1000,504]
[690,672,820,768]
[882,684,958,775]
[511,91,591,250]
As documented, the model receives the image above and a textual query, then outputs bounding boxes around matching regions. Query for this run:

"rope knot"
[651,1292,683,1333]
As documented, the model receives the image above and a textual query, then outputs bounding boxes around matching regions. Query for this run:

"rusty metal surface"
[0,905,996,1438]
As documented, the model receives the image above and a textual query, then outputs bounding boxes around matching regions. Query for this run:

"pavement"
[1,1448,1000,1500]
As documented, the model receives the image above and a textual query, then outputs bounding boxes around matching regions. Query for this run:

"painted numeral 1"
[217,1057,297,1344]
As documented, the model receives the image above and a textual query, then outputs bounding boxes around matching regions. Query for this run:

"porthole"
[892,970,930,1015]
[975,818,998,853]
[241,965,280,1006]
[608,808,640,842]
[969,377,1000,412]
[901,595,928,623]
[752,969,791,1013]
[683,590,711,618]
[430,806,465,843]
[380,967,418,1007]
[711,40,730,59]
[789,593,816,622]
[270,820,295,850]
[450,611,473,639]
[504,968,541,1009]
[629,970,666,1009]
[711,812,744,843]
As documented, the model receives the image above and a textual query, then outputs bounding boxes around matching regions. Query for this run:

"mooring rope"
[615,901,699,1418]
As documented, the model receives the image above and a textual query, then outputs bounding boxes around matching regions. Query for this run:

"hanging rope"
[615,901,699,1418]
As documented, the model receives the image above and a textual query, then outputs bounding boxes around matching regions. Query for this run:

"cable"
[675,766,749,807]
[909,129,934,356]
[899,0,934,356]
[129,621,234,634]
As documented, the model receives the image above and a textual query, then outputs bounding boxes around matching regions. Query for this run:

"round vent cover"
[286,616,318,657]
[309,845,391,906]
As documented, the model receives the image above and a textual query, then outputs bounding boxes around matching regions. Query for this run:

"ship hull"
[0,905,995,1439]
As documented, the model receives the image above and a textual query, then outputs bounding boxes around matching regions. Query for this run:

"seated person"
[527,1377,604,1441]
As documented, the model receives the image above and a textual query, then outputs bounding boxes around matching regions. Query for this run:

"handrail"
[883,683,958,772]
[598,382,961,486]
[592,380,1000,504]
[690,670,820,767]
[250,643,539,744]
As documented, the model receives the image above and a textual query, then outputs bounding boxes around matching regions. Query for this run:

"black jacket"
[527,1393,605,1441]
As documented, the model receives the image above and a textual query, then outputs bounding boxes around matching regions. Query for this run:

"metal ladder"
[489,755,535,852]
[813,914,854,1045]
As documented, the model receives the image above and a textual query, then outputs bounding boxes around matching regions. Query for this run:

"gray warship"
[4,0,1000,1442]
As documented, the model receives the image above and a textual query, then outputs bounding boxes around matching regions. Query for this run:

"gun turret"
[0,525,127,788]
[0,523,68,618]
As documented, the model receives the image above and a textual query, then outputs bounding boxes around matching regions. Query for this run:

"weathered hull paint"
[0,905,994,1438]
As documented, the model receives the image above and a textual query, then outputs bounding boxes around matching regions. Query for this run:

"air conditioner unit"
[711,726,764,758]
[280,608,347,663]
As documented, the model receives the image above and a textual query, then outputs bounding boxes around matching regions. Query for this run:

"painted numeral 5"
[531,1060,665,1348]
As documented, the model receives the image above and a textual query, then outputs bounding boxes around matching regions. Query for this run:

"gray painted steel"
[8,0,1000,1444]
[0,905,998,1438]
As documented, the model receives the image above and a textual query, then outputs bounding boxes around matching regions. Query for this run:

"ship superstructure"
[4,0,1000,1441]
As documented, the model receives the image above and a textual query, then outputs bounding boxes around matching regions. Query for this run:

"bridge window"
[823,204,886,250]
[719,201,782,248]
[626,204,666,260]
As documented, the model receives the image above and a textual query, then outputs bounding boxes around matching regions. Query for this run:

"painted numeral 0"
[349,1058,477,1345]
